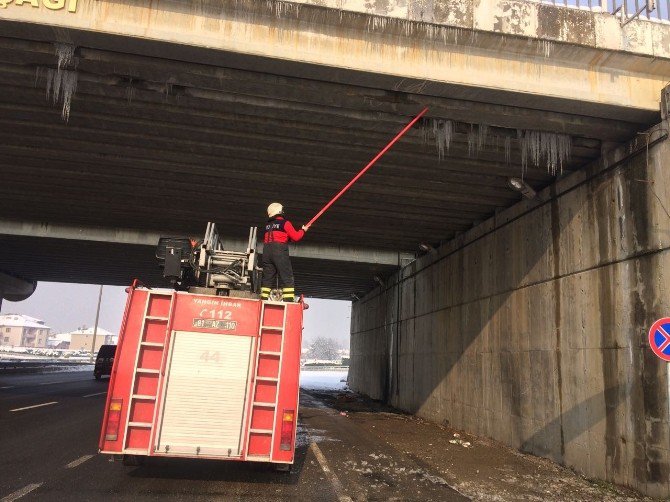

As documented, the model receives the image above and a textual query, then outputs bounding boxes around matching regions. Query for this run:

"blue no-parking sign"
[648,318,670,362]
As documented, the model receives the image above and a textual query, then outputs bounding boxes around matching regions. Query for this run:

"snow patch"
[300,369,348,391]
[295,424,340,448]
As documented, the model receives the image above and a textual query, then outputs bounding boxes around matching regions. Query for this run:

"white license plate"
[192,318,238,330]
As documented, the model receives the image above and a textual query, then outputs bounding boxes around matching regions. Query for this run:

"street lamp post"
[90,285,103,363]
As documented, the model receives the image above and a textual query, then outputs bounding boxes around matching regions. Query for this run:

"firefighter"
[261,203,309,301]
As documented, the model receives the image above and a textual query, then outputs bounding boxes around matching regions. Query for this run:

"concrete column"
[350,117,670,497]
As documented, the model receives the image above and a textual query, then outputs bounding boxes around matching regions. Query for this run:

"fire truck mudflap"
[99,286,303,466]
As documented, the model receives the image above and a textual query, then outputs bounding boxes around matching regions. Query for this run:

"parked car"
[94,345,117,380]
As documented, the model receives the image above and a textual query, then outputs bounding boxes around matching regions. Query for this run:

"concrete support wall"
[350,119,670,497]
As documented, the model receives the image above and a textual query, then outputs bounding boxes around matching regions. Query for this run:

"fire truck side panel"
[149,293,261,459]
[99,288,150,454]
[247,302,286,459]
[100,288,304,465]
[271,304,303,462]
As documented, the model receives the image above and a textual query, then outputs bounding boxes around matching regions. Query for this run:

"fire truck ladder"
[122,290,174,454]
[246,301,288,460]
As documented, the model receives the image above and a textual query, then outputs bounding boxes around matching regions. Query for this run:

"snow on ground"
[300,369,348,391]
[50,364,95,372]
[295,424,341,448]
[0,345,92,362]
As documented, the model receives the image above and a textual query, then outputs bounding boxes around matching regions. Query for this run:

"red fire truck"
[98,223,304,469]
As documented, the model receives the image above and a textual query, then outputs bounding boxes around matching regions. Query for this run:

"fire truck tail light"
[280,409,295,451]
[105,398,123,441]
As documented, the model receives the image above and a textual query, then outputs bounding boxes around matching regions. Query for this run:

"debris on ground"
[301,388,649,501]
[449,434,472,448]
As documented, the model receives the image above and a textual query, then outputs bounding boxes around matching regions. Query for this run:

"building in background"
[68,327,118,352]
[0,314,51,348]
[47,332,72,350]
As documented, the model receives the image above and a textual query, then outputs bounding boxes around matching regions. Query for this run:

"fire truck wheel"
[274,463,291,473]
[122,454,145,467]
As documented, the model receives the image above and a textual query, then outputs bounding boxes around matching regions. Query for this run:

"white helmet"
[267,202,284,218]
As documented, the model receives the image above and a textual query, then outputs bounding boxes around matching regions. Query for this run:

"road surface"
[0,370,644,501]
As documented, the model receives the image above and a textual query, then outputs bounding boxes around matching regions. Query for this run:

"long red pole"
[305,107,429,228]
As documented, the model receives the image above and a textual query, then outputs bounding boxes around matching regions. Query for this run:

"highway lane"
[0,370,107,499]
[0,370,466,501]
[0,370,100,411]
[2,370,633,501]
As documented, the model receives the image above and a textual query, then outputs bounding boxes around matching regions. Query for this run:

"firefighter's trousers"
[261,242,295,301]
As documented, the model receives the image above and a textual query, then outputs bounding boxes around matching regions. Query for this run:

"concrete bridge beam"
[0,219,412,266]
[0,271,37,306]
[0,0,668,118]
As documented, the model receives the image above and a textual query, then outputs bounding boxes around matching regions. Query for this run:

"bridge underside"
[0,9,662,299]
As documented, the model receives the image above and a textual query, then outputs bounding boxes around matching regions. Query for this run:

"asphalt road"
[0,370,467,502]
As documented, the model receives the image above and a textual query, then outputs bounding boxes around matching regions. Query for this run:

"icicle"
[539,40,553,58]
[517,129,526,174]
[265,0,300,19]
[126,79,135,104]
[467,125,477,157]
[518,129,571,175]
[34,67,42,88]
[477,124,489,151]
[421,119,435,145]
[422,118,453,160]
[40,43,79,122]
[54,43,75,70]
[433,119,453,160]
[45,68,54,99]
[59,71,77,121]
[45,68,78,122]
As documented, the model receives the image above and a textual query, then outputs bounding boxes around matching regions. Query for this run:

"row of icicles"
[37,44,572,175]
[256,0,556,57]
[423,118,571,175]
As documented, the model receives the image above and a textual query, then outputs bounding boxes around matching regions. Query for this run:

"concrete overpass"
[0,0,668,300]
[1,0,670,496]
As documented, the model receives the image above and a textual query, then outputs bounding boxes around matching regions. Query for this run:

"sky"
[0,282,352,349]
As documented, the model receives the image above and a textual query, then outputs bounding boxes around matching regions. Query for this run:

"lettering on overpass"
[0,0,78,12]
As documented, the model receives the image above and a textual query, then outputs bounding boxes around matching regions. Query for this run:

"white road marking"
[1,483,43,502]
[82,391,107,398]
[10,402,58,412]
[1,378,89,390]
[65,454,95,469]
[309,442,352,502]
[38,379,86,386]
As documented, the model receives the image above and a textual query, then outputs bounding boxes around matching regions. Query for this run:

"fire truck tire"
[122,454,145,467]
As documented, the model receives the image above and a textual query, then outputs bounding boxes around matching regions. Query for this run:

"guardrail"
[541,0,670,23]
[0,360,92,374]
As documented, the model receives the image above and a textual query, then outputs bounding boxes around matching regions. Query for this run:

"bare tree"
[307,336,339,360]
